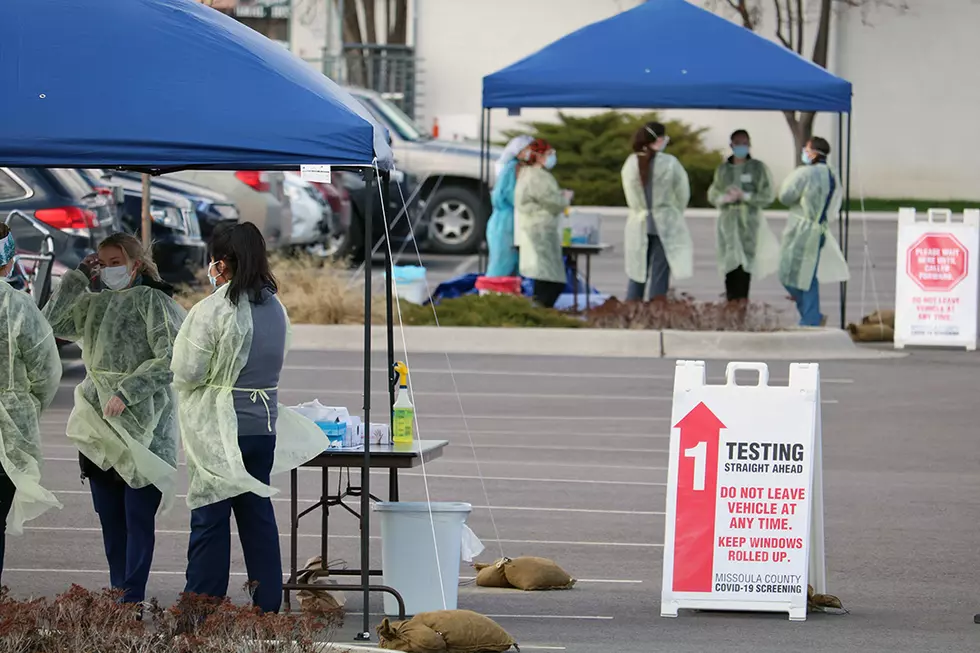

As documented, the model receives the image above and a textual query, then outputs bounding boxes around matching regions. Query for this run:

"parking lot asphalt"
[8,343,980,653]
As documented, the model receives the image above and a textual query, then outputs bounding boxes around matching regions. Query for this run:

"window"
[0,169,31,202]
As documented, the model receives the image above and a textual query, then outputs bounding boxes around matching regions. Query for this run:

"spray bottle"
[392,361,414,444]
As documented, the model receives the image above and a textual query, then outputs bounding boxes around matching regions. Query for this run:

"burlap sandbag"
[473,560,511,588]
[501,556,575,591]
[413,610,516,653]
[847,322,894,342]
[295,555,346,614]
[377,618,447,652]
[862,309,895,328]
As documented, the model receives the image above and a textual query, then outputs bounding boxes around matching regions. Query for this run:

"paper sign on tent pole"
[661,361,825,622]
[894,208,980,351]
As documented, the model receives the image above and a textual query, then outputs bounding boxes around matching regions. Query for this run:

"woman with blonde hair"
[43,232,185,608]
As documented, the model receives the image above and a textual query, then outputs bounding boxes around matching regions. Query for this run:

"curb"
[291,324,901,360]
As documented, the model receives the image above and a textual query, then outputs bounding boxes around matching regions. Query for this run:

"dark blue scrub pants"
[184,435,281,613]
[784,236,826,327]
[0,472,15,586]
[89,471,162,603]
[627,235,671,301]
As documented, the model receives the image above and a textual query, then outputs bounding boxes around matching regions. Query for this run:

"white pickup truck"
[347,87,503,254]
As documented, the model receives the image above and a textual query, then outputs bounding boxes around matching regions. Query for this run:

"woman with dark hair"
[708,129,779,301]
[621,122,693,301]
[777,136,850,326]
[172,222,323,613]
[43,232,183,609]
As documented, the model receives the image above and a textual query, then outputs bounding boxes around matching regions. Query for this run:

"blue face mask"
[732,145,750,159]
[801,149,811,165]
[544,152,557,170]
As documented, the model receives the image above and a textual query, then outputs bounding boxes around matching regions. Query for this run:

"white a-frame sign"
[661,361,826,621]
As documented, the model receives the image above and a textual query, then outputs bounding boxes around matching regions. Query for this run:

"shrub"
[0,585,341,653]
[586,295,782,332]
[501,111,724,207]
[402,293,582,328]
[177,255,385,325]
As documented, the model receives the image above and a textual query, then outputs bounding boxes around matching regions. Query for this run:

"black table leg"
[571,253,580,313]
[389,468,399,501]
[285,468,298,611]
[328,467,330,569]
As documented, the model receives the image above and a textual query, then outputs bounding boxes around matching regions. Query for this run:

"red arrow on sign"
[672,402,725,593]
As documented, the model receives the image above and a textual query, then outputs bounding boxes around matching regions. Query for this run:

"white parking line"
[45,491,663,516]
[283,365,855,385]
[420,428,664,439]
[437,459,668,471]
[20,526,662,548]
[280,388,673,402]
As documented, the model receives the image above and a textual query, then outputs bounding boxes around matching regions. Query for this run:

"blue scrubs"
[485,159,520,277]
[88,468,162,603]
[183,287,285,613]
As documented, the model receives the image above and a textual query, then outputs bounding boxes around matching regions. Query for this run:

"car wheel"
[424,186,484,254]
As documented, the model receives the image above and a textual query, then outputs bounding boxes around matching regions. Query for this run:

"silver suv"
[347,87,502,254]
[166,170,292,249]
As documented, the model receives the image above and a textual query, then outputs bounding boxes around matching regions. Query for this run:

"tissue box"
[558,212,601,245]
[344,416,363,449]
[357,422,391,446]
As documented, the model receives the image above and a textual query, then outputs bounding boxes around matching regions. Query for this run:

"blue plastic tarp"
[482,0,851,113]
[0,0,393,171]
[427,260,601,307]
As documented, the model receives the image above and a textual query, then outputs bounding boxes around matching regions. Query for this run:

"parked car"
[103,170,240,240]
[165,170,291,249]
[78,171,206,284]
[340,170,428,265]
[346,86,503,254]
[283,173,332,250]
[290,172,352,258]
[0,167,118,271]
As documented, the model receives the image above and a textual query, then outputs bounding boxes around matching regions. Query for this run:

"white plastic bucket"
[373,501,472,616]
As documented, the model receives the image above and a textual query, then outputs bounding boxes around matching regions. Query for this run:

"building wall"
[294,0,980,200]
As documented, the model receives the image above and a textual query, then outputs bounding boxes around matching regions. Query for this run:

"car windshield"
[362,94,430,142]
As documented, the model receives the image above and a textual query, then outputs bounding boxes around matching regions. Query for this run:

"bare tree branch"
[795,0,804,54]
[388,0,408,45]
[772,0,792,49]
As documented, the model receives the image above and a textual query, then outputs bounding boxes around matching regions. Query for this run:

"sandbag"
[295,555,346,614]
[377,618,447,652]
[501,556,575,591]
[862,309,895,328]
[413,610,516,653]
[473,561,511,588]
[806,584,844,612]
[847,322,894,342]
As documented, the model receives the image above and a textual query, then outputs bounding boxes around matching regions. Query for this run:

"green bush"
[502,111,723,208]
[402,293,582,328]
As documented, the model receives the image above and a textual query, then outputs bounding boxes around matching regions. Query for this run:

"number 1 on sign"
[684,441,707,491]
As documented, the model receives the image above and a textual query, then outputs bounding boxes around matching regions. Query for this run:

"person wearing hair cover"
[514,138,571,308]
[708,129,779,301]
[0,223,62,585]
[621,122,693,301]
[172,222,325,613]
[778,136,850,326]
[485,134,534,277]
[42,232,185,607]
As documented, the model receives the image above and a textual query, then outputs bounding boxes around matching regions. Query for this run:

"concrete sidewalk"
[291,324,903,360]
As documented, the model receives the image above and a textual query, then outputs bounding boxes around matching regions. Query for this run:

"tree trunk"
[388,0,408,45]
[342,0,367,87]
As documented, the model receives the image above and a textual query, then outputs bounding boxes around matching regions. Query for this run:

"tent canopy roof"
[482,0,851,113]
[0,0,392,172]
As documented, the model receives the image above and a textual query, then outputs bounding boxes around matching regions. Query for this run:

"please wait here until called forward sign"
[661,361,826,622]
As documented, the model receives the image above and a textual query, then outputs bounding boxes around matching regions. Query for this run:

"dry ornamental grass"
[177,256,384,325]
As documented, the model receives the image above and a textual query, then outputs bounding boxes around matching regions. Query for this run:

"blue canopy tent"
[1,0,398,637]
[480,0,855,325]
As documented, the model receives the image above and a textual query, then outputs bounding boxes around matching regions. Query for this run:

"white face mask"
[100,265,132,291]
[207,261,219,289]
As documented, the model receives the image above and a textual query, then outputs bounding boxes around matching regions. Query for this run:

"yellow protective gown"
[777,163,850,290]
[171,284,326,510]
[514,167,568,284]
[0,282,62,534]
[42,270,184,510]
[708,158,780,279]
[621,152,693,284]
